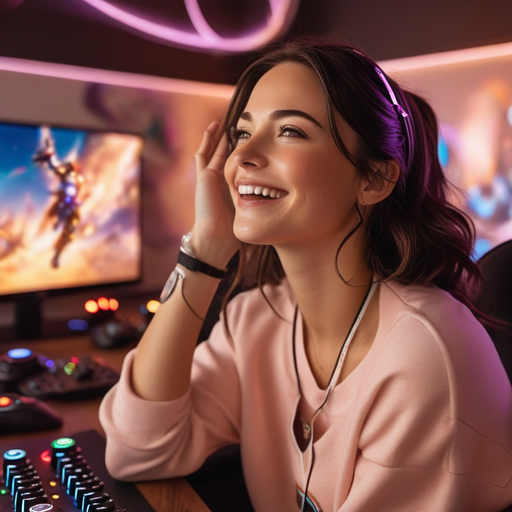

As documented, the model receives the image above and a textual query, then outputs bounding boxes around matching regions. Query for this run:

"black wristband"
[177,249,226,279]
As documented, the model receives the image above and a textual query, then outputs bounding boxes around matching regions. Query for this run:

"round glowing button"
[4,448,26,461]
[0,396,12,407]
[29,504,55,511]
[51,438,75,450]
[7,348,32,359]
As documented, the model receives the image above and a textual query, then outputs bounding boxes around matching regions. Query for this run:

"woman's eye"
[231,128,250,141]
[279,125,307,138]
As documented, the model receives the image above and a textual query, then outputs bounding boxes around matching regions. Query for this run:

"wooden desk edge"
[138,478,211,512]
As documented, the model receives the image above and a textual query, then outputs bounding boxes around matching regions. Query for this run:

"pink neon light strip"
[380,41,512,72]
[79,0,300,52]
[0,56,234,98]
[2,41,512,95]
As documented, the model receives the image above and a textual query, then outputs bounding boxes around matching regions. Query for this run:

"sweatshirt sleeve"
[99,316,242,482]
[338,313,512,512]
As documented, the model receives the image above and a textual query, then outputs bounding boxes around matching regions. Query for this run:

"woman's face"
[224,62,364,249]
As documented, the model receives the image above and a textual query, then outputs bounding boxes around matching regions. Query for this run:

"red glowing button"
[40,449,52,463]
[109,298,119,311]
[98,297,110,310]
[0,396,12,407]
[85,300,99,314]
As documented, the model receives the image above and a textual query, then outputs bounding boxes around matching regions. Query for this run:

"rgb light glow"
[98,297,110,310]
[68,318,89,331]
[79,0,299,52]
[85,297,119,313]
[85,300,99,314]
[7,348,32,359]
[64,362,76,376]
[0,396,12,407]
[146,299,160,314]
[4,448,26,460]
[40,449,52,463]
[51,438,75,450]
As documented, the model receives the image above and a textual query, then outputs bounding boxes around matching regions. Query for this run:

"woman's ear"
[358,160,400,206]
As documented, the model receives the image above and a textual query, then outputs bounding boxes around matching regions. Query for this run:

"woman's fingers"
[194,121,226,174]
[207,132,230,173]
[191,121,239,267]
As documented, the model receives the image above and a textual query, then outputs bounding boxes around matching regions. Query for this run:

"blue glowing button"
[4,449,26,461]
[7,348,32,359]
[68,319,89,331]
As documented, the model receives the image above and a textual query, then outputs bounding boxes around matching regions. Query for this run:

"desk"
[1,335,210,512]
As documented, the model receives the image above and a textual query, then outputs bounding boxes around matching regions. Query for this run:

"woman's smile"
[237,184,287,199]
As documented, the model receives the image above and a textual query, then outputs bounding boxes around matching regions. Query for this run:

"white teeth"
[238,184,284,198]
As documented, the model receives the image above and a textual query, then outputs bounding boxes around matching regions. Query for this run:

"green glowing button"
[51,438,75,450]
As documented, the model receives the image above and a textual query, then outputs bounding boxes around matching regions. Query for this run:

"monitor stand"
[14,296,43,340]
[0,295,75,342]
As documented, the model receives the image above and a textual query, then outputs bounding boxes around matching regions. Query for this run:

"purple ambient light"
[79,0,300,52]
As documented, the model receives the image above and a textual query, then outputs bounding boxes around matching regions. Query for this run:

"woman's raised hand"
[191,121,240,269]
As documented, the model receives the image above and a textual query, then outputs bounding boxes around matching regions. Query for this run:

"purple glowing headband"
[79,0,300,52]
[373,64,413,168]
[374,66,409,118]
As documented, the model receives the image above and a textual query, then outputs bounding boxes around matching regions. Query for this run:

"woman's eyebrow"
[270,110,324,128]
[239,110,324,128]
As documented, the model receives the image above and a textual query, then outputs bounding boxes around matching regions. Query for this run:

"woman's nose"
[232,136,267,170]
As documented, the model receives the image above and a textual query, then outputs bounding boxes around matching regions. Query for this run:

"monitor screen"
[0,121,143,298]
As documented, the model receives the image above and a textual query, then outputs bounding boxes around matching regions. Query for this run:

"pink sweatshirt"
[99,280,512,511]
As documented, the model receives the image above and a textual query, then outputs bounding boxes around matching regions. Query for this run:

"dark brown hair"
[220,38,483,321]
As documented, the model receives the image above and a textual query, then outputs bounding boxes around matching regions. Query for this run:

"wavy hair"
[219,37,483,322]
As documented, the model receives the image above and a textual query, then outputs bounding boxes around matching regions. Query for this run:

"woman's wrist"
[183,230,236,270]
[177,249,225,279]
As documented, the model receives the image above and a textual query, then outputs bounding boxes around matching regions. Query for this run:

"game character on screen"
[33,136,84,268]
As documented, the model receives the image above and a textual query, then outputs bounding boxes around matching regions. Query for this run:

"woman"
[99,39,512,511]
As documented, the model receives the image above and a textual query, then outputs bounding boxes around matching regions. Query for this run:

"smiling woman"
[225,63,367,254]
[99,38,512,512]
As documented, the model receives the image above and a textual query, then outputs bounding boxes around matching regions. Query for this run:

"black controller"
[0,393,62,435]
[0,429,155,512]
[17,356,120,401]
[0,349,49,391]
[0,349,120,401]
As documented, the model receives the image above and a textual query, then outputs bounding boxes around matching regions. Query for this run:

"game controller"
[0,349,50,385]
[0,392,62,434]
[0,349,120,401]
[17,355,120,400]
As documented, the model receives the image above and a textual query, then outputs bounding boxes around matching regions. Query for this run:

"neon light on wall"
[0,56,234,97]
[79,0,300,52]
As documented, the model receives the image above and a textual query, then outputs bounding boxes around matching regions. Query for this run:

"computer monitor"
[0,120,143,339]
